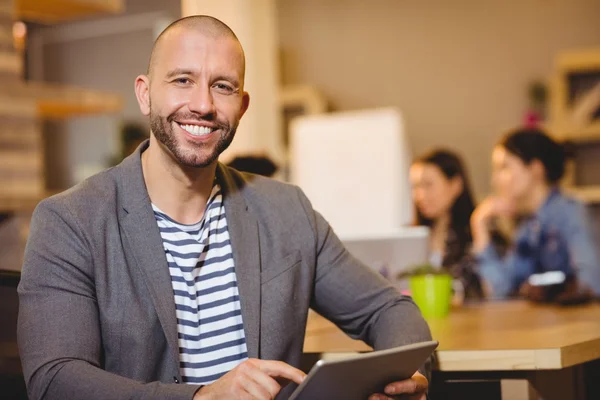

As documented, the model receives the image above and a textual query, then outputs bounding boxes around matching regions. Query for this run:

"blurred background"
[4,0,600,196]
[2,0,598,251]
[1,0,600,398]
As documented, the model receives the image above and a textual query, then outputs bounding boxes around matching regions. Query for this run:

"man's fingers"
[369,394,426,400]
[384,373,428,395]
[256,359,307,385]
[244,368,281,399]
[236,361,281,399]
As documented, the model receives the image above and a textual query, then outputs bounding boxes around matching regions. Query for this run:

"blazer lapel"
[117,142,180,365]
[218,165,262,359]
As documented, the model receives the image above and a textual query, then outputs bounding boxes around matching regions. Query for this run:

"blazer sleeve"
[17,199,200,400]
[294,187,433,375]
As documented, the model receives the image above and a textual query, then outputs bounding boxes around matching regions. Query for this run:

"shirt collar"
[535,187,561,220]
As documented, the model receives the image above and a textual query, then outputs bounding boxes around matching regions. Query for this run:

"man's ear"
[239,91,250,119]
[135,75,151,116]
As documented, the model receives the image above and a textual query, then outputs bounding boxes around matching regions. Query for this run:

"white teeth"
[180,124,213,136]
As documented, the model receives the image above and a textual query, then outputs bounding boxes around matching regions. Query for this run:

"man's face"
[138,29,249,168]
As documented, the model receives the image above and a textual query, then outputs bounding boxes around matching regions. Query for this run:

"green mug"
[409,273,452,319]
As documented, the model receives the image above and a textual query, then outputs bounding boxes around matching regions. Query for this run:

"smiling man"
[17,16,432,400]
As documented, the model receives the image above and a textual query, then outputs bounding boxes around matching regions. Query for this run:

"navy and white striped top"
[153,184,248,385]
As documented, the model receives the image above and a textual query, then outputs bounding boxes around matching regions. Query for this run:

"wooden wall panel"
[0,0,12,18]
[0,0,43,202]
[0,2,18,83]
[0,115,44,200]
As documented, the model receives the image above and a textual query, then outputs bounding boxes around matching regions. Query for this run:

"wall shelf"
[549,48,600,142]
[0,191,58,214]
[3,81,122,118]
[15,0,123,23]
[553,124,600,143]
[0,196,39,213]
[565,186,600,204]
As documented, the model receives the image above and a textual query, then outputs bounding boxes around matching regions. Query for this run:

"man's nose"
[188,85,216,117]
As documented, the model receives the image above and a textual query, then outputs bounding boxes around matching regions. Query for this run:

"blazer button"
[173,376,180,384]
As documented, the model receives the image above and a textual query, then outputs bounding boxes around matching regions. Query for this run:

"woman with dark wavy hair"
[410,149,483,300]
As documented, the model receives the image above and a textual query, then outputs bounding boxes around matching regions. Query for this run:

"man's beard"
[149,106,237,168]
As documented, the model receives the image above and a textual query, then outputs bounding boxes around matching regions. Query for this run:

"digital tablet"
[289,341,438,400]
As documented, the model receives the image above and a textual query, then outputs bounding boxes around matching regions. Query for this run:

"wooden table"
[304,301,600,400]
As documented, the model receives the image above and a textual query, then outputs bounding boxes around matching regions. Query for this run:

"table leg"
[527,366,586,400]
[500,379,537,400]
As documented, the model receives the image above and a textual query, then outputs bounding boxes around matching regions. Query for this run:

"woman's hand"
[471,197,514,253]
[519,279,593,304]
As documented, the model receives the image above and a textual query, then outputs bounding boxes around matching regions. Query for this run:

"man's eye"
[213,83,234,93]
[174,78,191,85]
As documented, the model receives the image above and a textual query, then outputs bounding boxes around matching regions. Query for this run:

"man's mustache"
[167,112,228,131]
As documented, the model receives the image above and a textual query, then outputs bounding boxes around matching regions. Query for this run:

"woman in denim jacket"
[471,128,600,300]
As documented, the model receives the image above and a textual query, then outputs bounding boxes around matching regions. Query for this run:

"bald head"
[147,15,245,78]
[134,15,251,170]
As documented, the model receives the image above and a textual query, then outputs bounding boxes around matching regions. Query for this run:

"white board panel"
[289,107,413,238]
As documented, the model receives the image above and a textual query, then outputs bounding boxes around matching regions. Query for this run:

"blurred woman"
[471,128,600,301]
[410,149,483,300]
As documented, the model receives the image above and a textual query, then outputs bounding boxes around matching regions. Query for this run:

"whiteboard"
[289,108,413,238]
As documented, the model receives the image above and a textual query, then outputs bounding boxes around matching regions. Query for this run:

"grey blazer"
[18,141,431,400]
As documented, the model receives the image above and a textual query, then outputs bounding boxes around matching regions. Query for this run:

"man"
[18,16,432,400]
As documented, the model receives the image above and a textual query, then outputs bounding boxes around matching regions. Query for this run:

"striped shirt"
[153,184,248,384]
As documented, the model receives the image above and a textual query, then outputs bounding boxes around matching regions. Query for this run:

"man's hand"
[368,371,428,400]
[193,358,306,400]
